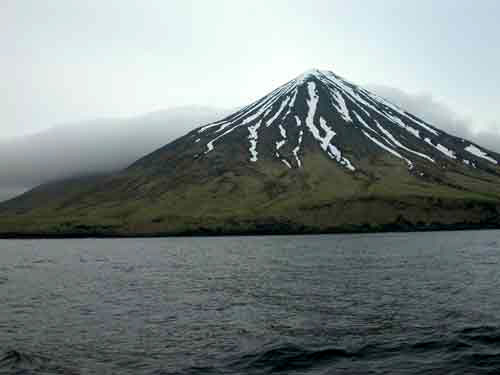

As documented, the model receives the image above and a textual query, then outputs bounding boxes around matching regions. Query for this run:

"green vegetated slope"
[1,151,499,237]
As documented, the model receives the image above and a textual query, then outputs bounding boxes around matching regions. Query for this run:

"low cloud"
[0,106,225,201]
[368,85,500,153]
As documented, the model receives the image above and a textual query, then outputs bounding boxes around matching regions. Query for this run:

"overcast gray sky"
[1,0,499,139]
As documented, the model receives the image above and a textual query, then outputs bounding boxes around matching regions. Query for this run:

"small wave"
[32,259,57,265]
[0,350,46,372]
[225,335,500,374]
[459,325,498,335]
[111,263,135,273]
[148,365,220,375]
[13,264,34,270]
[458,325,500,346]
[0,350,79,375]
[1,350,34,365]
[484,241,498,247]
[230,344,354,373]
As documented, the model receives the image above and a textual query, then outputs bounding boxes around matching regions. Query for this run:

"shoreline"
[1,222,499,239]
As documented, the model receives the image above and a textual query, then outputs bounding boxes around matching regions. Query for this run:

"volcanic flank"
[2,69,500,237]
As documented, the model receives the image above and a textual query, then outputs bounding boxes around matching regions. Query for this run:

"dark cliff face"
[2,69,500,236]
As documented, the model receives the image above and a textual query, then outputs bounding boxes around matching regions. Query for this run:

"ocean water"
[1,231,500,374]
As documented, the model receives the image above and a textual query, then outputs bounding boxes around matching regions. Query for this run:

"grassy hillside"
[1,152,500,237]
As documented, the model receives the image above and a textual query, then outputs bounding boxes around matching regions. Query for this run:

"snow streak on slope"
[305,82,355,171]
[195,69,498,172]
[363,130,413,169]
[424,138,456,159]
[292,115,303,167]
[248,120,262,162]
[353,111,376,133]
[465,144,498,165]
[375,122,435,163]
[331,91,352,123]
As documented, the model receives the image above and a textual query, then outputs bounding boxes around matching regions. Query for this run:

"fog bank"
[0,106,224,201]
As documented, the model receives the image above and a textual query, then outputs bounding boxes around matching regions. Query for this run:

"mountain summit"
[132,68,499,177]
[2,69,500,236]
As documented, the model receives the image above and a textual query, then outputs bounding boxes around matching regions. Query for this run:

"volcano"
[134,69,499,174]
[2,69,500,236]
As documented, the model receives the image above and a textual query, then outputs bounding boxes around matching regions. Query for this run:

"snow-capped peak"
[295,68,322,84]
[192,69,499,173]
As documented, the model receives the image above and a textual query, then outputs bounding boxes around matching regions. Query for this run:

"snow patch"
[317,70,439,140]
[274,120,289,157]
[304,83,333,151]
[276,140,286,150]
[305,82,355,171]
[295,115,302,127]
[320,72,373,118]
[386,114,420,139]
[353,111,376,133]
[436,144,456,159]
[326,143,356,171]
[247,120,262,162]
[199,119,229,133]
[365,91,440,136]
[319,117,337,149]
[363,130,413,170]
[266,96,291,127]
[279,124,287,139]
[465,144,498,164]
[375,122,434,163]
[305,82,321,139]
[200,80,294,133]
[424,138,456,159]
[331,90,352,122]
[296,69,320,84]
[293,130,304,167]
[203,82,296,154]
[289,89,298,107]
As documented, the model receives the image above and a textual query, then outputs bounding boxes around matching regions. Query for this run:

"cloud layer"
[0,107,224,201]
[369,85,500,153]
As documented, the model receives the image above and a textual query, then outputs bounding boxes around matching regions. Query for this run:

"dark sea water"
[1,231,500,374]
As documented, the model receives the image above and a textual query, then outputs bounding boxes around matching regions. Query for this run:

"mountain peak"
[296,68,322,81]
[136,69,500,178]
[294,68,337,86]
